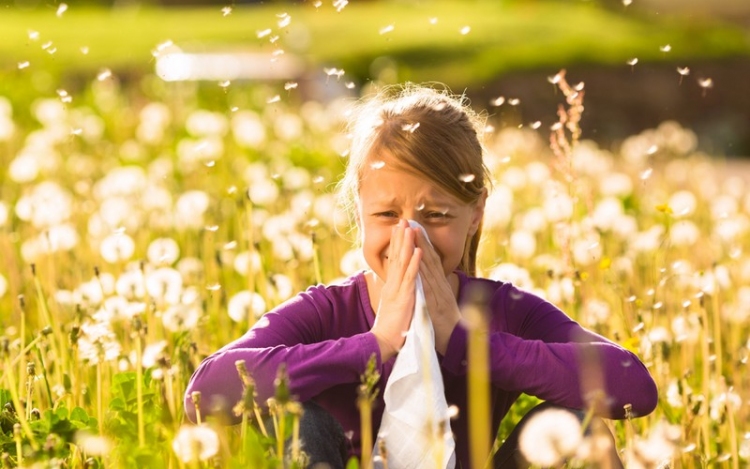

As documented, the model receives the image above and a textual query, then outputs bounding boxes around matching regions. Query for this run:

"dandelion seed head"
[228,290,267,322]
[75,431,113,456]
[172,424,220,463]
[100,232,135,264]
[519,408,582,467]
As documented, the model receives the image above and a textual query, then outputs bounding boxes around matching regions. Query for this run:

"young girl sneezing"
[184,84,657,468]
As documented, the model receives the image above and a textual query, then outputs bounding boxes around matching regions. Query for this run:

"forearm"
[184,332,382,424]
[442,325,657,418]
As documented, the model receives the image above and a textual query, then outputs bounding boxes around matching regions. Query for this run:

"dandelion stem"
[4,356,39,451]
[97,361,104,435]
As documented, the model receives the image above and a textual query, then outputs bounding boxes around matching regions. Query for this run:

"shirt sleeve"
[442,281,657,419]
[183,287,382,424]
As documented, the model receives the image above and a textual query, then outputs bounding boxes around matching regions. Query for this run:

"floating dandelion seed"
[324,67,345,80]
[56,3,68,17]
[459,173,476,183]
[71,128,82,136]
[416,203,425,211]
[206,283,221,292]
[490,96,505,106]
[313,0,322,8]
[97,68,112,81]
[547,73,562,84]
[224,240,237,250]
[370,161,386,170]
[221,6,232,16]
[219,80,231,88]
[277,13,291,28]
[267,95,281,104]
[80,46,89,55]
[677,66,690,76]
[284,82,298,90]
[205,225,219,232]
[272,49,284,57]
[204,160,216,168]
[42,41,53,50]
[508,98,520,106]
[698,78,713,96]
[230,106,239,112]
[429,17,438,25]
[640,168,653,180]
[257,28,272,39]
[333,0,348,12]
[379,24,395,35]
[573,82,584,91]
[647,145,659,155]
[57,89,72,104]
[484,124,495,133]
[402,122,420,133]
[530,121,542,130]
[660,44,672,53]
[345,81,356,89]
[269,35,280,43]
[459,25,471,35]
[28,30,39,40]
[627,58,638,68]
[18,61,30,69]
[623,0,632,6]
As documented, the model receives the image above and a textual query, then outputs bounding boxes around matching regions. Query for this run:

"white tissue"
[374,220,456,469]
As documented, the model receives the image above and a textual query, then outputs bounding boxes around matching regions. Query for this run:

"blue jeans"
[289,401,624,469]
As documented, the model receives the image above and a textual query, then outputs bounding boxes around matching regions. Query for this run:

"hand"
[414,228,461,355]
[371,220,423,361]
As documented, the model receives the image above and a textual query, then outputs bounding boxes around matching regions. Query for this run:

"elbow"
[632,372,658,418]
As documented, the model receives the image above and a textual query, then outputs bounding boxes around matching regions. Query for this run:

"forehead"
[358,163,458,205]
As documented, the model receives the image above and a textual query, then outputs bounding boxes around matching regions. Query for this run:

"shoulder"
[299,272,366,307]
[457,271,546,308]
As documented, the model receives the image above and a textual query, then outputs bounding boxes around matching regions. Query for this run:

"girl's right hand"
[371,219,422,361]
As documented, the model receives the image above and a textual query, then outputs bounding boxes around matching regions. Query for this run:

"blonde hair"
[337,84,490,276]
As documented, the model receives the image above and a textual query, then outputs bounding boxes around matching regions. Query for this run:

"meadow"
[1,1,750,469]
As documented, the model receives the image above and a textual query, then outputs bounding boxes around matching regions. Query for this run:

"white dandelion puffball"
[668,190,697,218]
[509,230,536,260]
[172,424,220,463]
[232,110,266,149]
[0,273,7,298]
[228,290,267,322]
[0,201,8,227]
[100,232,136,263]
[518,408,582,467]
[147,237,180,265]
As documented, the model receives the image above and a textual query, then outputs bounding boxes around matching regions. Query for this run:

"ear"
[468,188,488,236]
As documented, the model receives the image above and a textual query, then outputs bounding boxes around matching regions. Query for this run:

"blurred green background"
[1,0,749,154]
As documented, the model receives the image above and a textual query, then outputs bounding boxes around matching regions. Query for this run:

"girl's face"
[357,160,485,282]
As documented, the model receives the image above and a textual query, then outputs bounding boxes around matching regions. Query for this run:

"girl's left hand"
[414,229,461,354]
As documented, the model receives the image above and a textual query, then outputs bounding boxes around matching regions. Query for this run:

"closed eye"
[374,211,398,218]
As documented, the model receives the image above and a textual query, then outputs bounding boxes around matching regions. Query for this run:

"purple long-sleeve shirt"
[184,271,657,467]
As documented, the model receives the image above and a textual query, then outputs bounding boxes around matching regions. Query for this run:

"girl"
[184,85,657,468]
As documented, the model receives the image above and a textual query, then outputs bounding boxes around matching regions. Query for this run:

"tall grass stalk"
[31,264,66,384]
[464,290,490,469]
[4,356,39,451]
[134,317,146,447]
